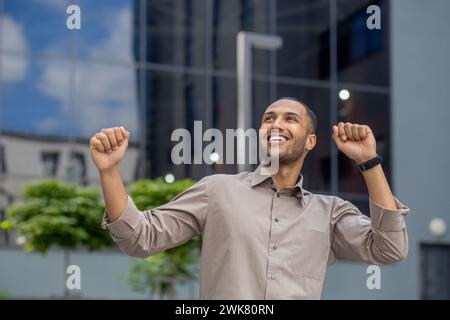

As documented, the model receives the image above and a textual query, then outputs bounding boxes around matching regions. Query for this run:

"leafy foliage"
[1,179,112,254]
[127,178,201,299]
[0,177,201,299]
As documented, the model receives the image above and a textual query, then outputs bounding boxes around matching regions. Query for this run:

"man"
[90,98,409,299]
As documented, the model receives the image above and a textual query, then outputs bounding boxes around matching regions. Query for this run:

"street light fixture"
[236,31,283,172]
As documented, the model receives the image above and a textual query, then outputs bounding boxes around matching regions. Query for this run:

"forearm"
[99,166,128,222]
[361,164,397,210]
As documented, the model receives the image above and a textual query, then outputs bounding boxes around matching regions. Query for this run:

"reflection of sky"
[2,58,70,136]
[0,0,138,139]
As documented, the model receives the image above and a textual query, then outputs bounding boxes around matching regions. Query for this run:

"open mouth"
[267,131,290,145]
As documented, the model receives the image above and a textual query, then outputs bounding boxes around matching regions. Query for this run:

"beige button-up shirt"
[102,165,410,299]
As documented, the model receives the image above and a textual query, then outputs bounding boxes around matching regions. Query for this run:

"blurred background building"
[0,0,449,299]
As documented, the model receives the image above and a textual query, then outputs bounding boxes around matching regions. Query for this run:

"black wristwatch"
[357,154,383,172]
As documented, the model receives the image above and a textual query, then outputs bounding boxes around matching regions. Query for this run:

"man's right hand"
[90,127,130,172]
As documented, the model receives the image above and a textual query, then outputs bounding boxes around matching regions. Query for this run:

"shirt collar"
[250,164,309,204]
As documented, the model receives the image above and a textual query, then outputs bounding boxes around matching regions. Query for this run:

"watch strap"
[357,154,383,171]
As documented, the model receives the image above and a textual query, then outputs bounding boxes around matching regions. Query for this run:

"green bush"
[1,179,112,254]
[0,177,201,299]
[127,178,201,299]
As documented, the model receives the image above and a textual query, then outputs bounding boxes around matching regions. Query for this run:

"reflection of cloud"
[0,15,28,82]
[33,0,70,10]
[90,8,135,63]
[37,9,138,138]
[34,117,63,133]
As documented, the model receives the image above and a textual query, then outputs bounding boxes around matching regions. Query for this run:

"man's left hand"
[332,122,377,164]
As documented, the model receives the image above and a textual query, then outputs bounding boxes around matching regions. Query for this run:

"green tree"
[1,179,111,253]
[0,179,112,297]
[127,178,200,300]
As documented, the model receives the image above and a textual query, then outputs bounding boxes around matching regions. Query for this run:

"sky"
[0,0,139,140]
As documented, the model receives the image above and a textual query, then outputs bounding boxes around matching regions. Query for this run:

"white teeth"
[269,135,287,142]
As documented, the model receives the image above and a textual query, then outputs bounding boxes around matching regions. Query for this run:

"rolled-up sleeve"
[331,196,410,265]
[101,177,209,258]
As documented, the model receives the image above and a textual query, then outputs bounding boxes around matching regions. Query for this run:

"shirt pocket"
[288,229,330,280]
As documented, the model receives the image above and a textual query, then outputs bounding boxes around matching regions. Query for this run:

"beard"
[278,138,306,164]
[261,136,307,165]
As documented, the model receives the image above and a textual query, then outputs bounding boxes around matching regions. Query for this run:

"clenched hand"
[332,122,377,164]
[89,127,130,172]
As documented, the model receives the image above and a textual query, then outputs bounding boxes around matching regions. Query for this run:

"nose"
[270,117,285,132]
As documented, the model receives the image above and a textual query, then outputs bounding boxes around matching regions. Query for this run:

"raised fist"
[89,127,130,172]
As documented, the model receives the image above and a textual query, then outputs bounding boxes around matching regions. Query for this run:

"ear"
[305,133,317,151]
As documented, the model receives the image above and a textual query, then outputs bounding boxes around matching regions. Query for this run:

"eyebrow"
[263,111,302,119]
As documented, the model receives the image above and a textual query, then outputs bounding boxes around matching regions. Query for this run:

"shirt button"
[276,192,280,198]
[272,245,278,250]
[274,217,279,223]
[270,274,277,280]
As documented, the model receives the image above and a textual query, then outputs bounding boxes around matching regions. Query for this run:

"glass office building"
[137,0,391,212]
[0,0,391,207]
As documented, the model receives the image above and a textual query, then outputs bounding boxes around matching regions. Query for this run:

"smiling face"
[260,99,317,164]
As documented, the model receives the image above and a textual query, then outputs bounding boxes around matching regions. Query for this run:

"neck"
[271,158,304,190]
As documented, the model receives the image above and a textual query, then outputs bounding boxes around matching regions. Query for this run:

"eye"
[263,115,274,122]
[287,116,297,122]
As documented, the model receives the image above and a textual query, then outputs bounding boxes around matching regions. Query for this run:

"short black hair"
[275,97,317,134]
